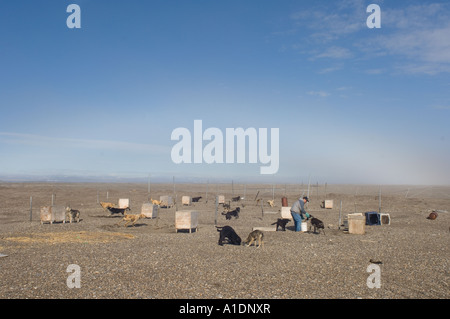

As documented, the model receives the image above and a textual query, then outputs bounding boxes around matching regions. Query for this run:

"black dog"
[309,216,325,235]
[271,218,290,231]
[231,196,241,202]
[107,207,130,215]
[222,207,240,220]
[216,226,242,246]
[192,196,202,202]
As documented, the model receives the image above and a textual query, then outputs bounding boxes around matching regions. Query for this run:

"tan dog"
[118,212,146,227]
[267,199,274,208]
[242,230,264,248]
[100,202,116,210]
[150,198,161,205]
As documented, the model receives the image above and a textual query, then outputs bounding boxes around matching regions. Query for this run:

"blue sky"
[0,0,449,184]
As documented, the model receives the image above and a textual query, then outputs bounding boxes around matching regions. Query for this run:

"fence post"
[30,196,33,222]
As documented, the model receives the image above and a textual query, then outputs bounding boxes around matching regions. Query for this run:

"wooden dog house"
[175,210,198,233]
[141,203,158,218]
[182,196,192,206]
[281,206,292,220]
[160,196,174,208]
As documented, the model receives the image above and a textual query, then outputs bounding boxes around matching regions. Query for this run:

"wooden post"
[260,197,264,219]
[254,190,260,201]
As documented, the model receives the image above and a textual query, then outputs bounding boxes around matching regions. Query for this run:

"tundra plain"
[0,182,448,299]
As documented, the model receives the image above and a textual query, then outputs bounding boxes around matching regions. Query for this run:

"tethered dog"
[309,215,325,235]
[222,207,240,220]
[271,218,290,231]
[216,226,242,246]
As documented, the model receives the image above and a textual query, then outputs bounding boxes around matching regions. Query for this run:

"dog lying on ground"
[243,230,264,248]
[118,212,147,227]
[216,226,241,246]
[271,218,290,231]
[192,196,202,202]
[107,206,130,215]
[231,196,241,202]
[100,202,116,211]
[65,206,80,223]
[309,215,325,235]
[222,207,240,220]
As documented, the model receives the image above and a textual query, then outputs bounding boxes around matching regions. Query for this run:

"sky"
[0,0,449,185]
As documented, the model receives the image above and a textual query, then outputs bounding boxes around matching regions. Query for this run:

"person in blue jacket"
[290,196,310,232]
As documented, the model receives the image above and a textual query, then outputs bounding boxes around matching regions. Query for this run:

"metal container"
[427,212,438,220]
[281,197,288,207]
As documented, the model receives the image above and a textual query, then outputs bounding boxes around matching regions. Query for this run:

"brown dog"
[118,212,146,227]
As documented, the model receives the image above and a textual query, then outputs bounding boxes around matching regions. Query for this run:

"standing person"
[290,196,310,232]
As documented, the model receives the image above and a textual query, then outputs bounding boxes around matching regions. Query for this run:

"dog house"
[380,213,391,225]
[322,200,333,209]
[365,211,381,226]
[141,203,158,219]
[348,213,365,235]
[218,195,225,204]
[159,196,174,208]
[175,210,198,233]
[51,206,66,223]
[182,196,192,206]
[281,207,292,220]
[118,198,129,209]
[40,206,53,224]
[40,206,66,224]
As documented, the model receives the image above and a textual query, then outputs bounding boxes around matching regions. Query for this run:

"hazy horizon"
[1,1,449,185]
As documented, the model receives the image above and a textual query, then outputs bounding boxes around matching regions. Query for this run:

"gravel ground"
[0,183,449,300]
